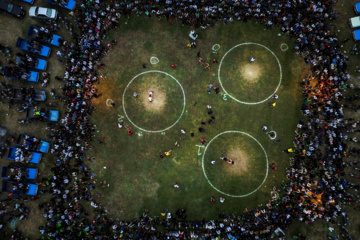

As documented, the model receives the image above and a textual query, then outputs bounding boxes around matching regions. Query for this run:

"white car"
[350,16,360,28]
[29,6,57,20]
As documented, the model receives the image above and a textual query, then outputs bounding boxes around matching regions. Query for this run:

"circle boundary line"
[218,42,282,105]
[122,70,186,133]
[201,130,269,197]
[106,99,114,106]
[268,131,277,140]
[150,56,160,64]
[280,43,289,51]
[212,44,221,51]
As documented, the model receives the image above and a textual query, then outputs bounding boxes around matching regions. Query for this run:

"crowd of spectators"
[2,0,360,239]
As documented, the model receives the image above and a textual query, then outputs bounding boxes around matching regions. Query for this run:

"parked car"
[16,55,47,71]
[29,6,57,20]
[350,16,360,28]
[16,0,35,4]
[27,25,62,47]
[6,146,42,164]
[26,107,59,122]
[16,133,50,153]
[355,3,360,14]
[3,66,39,82]
[2,180,38,196]
[0,0,25,18]
[1,166,38,180]
[11,88,46,102]
[45,0,75,11]
[15,38,51,58]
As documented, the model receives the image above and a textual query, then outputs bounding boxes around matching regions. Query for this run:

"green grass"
[0,1,359,239]
[88,16,309,220]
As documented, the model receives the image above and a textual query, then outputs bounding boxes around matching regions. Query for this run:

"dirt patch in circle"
[141,87,166,113]
[240,63,262,83]
[223,148,249,175]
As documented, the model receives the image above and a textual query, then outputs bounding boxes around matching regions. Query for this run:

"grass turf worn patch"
[123,71,185,132]
[202,131,268,197]
[219,43,281,104]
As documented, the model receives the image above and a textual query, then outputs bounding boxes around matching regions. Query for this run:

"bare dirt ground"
[240,63,263,83]
[141,88,166,112]
[224,148,249,174]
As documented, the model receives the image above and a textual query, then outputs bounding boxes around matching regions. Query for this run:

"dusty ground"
[224,148,249,175]
[240,63,263,83]
[141,88,166,112]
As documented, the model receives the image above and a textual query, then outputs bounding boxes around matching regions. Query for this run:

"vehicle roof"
[351,16,360,27]
[356,3,360,10]
[37,6,48,15]
[354,29,360,40]
[0,1,9,9]
[0,1,23,14]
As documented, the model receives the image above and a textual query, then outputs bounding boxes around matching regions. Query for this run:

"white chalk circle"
[106,99,114,106]
[280,43,289,52]
[218,42,282,105]
[150,57,160,64]
[122,70,186,133]
[201,131,269,197]
[212,44,221,51]
[268,131,277,140]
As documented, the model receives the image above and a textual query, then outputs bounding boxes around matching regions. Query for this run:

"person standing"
[149,91,153,102]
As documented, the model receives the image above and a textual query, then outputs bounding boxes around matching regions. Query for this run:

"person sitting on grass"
[165,150,172,156]
[127,127,133,136]
[198,57,204,65]
[204,63,210,71]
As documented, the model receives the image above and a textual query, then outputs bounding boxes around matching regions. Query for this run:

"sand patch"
[224,148,249,175]
[240,63,262,83]
[141,87,166,113]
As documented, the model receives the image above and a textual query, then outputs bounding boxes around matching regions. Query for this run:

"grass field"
[88,17,309,220]
[1,1,360,239]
